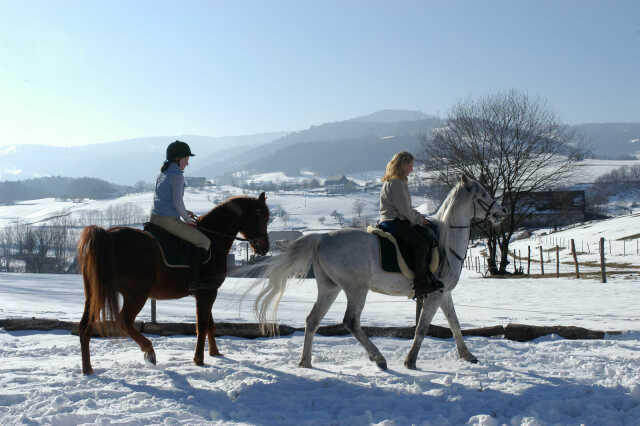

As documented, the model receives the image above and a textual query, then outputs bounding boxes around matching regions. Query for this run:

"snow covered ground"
[1,162,640,424]
[2,270,640,425]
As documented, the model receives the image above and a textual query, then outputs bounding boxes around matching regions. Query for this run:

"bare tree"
[352,199,366,227]
[330,210,345,227]
[421,90,584,274]
[0,226,14,272]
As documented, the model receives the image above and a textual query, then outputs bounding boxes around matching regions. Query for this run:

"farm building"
[324,176,360,194]
[516,190,586,228]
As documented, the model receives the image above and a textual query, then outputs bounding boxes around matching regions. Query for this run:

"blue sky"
[1,0,639,146]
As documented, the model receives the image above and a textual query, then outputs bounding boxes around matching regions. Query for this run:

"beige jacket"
[379,178,424,225]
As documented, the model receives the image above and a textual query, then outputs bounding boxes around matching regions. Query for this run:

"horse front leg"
[440,292,477,363]
[194,292,215,366]
[404,291,444,370]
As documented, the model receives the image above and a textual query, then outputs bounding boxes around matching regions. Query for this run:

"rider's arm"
[170,174,194,224]
[388,179,424,225]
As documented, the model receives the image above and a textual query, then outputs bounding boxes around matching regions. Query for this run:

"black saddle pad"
[375,234,403,274]
[375,222,440,274]
[143,222,199,267]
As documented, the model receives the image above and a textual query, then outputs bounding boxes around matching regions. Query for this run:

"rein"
[196,223,267,244]
[196,224,249,242]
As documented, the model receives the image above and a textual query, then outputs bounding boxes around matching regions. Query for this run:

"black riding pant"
[394,220,437,282]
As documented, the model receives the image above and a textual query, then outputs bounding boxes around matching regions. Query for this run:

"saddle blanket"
[143,222,211,268]
[366,226,439,281]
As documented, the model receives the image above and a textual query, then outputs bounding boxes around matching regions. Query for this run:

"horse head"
[238,192,270,256]
[460,174,507,225]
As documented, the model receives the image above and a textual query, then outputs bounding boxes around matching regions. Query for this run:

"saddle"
[366,226,439,280]
[143,222,211,268]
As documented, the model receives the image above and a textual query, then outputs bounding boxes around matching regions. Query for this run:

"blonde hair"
[382,151,414,182]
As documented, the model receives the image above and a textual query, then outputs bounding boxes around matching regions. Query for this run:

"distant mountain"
[349,109,436,123]
[194,111,443,177]
[0,132,286,185]
[0,176,129,203]
[573,123,640,159]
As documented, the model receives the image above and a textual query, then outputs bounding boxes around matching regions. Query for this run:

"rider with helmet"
[378,151,443,299]
[150,140,212,290]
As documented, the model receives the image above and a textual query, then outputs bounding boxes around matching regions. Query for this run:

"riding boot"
[188,248,212,291]
[412,246,443,299]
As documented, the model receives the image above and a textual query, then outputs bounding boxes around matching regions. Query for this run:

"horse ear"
[258,192,266,203]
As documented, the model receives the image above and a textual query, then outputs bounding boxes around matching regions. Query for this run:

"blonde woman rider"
[378,151,443,298]
[150,140,212,290]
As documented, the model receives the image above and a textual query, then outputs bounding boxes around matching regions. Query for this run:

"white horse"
[254,175,507,370]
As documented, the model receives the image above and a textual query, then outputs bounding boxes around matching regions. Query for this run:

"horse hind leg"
[120,294,156,365]
[79,299,94,375]
[342,287,387,370]
[207,312,222,357]
[299,265,340,368]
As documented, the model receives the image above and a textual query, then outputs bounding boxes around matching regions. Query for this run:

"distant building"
[186,177,208,187]
[269,230,303,252]
[324,175,360,194]
[516,190,586,228]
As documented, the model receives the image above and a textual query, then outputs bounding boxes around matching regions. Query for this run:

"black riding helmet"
[166,140,195,161]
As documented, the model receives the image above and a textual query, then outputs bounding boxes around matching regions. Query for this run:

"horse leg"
[440,292,477,363]
[120,295,156,365]
[79,299,94,375]
[299,269,340,368]
[404,291,444,370]
[194,293,215,366]
[342,287,387,370]
[207,312,222,357]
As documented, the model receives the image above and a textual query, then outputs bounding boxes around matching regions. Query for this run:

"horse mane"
[433,181,465,223]
[430,181,467,279]
[198,195,269,227]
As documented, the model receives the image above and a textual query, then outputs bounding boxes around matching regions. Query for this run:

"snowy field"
[2,270,640,425]
[1,162,640,424]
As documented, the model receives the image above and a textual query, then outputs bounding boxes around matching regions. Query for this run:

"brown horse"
[77,192,269,375]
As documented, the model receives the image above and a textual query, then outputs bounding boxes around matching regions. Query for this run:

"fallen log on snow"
[0,318,621,342]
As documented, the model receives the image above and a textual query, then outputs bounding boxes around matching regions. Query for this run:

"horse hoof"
[298,361,312,368]
[194,358,205,366]
[144,351,157,365]
[461,352,478,363]
[82,368,94,375]
[376,360,388,370]
[404,359,417,370]
[210,351,223,357]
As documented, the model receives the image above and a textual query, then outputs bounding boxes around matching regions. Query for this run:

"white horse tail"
[255,233,324,335]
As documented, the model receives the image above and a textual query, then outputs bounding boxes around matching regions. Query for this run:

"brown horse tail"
[77,225,119,327]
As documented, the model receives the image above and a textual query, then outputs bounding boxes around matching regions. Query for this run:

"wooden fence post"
[539,246,544,275]
[556,245,560,278]
[527,246,531,275]
[570,239,580,279]
[599,237,607,283]
[151,299,157,324]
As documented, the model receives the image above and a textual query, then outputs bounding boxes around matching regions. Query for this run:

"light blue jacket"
[151,163,189,220]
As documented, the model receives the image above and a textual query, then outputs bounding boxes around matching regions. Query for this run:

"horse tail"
[77,225,119,328]
[255,233,324,335]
